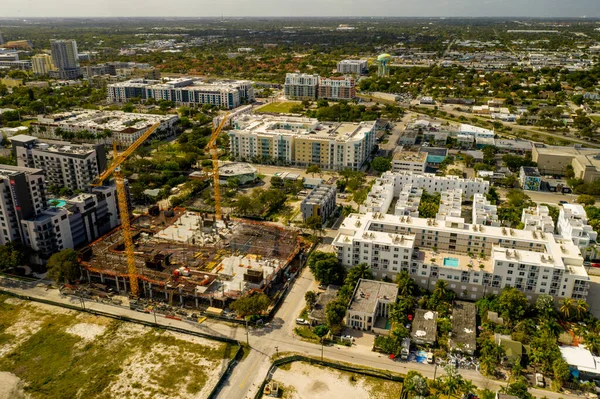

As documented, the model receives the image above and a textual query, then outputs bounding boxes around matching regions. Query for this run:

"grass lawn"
[255,102,300,114]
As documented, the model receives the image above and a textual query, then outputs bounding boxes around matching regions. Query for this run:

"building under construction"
[80,208,304,308]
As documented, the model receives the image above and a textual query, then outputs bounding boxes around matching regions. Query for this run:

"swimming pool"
[48,199,67,207]
[443,257,459,268]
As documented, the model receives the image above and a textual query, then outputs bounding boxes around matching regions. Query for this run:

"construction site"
[79,207,304,309]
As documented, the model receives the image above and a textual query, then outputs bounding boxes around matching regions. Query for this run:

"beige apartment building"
[532,145,600,183]
[228,115,376,170]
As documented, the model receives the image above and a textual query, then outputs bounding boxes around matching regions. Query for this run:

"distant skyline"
[2,0,600,19]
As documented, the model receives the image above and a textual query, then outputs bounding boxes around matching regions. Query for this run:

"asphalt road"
[0,273,585,399]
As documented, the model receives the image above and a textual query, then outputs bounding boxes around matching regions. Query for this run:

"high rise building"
[11,134,107,191]
[50,39,81,79]
[31,54,55,75]
[0,165,47,245]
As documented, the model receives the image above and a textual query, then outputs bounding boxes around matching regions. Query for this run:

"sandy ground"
[271,362,397,399]
[0,372,25,399]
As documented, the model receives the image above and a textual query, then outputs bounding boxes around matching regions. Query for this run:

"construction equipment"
[91,122,160,297]
[206,114,229,220]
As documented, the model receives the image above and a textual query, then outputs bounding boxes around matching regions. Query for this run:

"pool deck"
[418,249,494,273]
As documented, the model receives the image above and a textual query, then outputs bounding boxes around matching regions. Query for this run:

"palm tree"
[434,280,449,298]
[354,263,373,280]
[575,299,589,320]
[461,380,477,396]
[396,271,416,297]
[560,298,574,319]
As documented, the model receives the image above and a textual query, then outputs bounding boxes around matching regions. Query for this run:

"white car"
[295,318,309,325]
[426,352,434,364]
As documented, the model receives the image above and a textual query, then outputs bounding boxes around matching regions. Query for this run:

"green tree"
[304,214,324,238]
[344,263,373,288]
[535,294,555,319]
[577,194,596,206]
[502,378,534,399]
[46,249,80,284]
[229,293,270,318]
[0,243,27,271]
[371,156,392,173]
[553,358,570,388]
[305,290,317,310]
[497,287,528,324]
[307,251,346,285]
[313,325,329,338]
[306,164,321,177]
[560,297,574,319]
[325,300,347,334]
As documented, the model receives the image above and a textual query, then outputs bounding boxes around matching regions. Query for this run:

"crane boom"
[207,114,229,220]
[90,122,160,297]
[92,122,161,186]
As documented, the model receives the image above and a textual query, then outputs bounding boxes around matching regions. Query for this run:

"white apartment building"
[337,59,368,75]
[334,212,589,301]
[228,115,376,170]
[522,206,555,233]
[472,193,499,227]
[437,189,463,221]
[557,204,598,255]
[284,73,319,100]
[395,185,422,218]
[107,78,254,109]
[11,134,107,191]
[458,124,495,139]
[346,279,397,333]
[392,150,427,173]
[29,110,179,146]
[360,171,489,216]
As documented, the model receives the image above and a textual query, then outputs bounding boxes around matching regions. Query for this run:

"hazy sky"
[2,0,599,18]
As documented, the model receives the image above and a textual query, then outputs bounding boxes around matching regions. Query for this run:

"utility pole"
[320,337,324,361]
[153,307,157,324]
[245,319,249,346]
[275,346,279,358]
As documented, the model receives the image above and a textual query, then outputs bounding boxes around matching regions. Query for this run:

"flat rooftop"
[231,114,374,143]
[393,150,427,163]
[411,309,438,344]
[348,279,397,314]
[11,134,97,156]
[448,301,477,353]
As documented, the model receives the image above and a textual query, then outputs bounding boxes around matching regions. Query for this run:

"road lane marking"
[239,356,261,389]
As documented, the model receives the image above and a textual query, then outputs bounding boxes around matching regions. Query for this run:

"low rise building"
[392,149,427,173]
[218,162,258,185]
[520,166,542,191]
[346,279,397,334]
[308,285,339,326]
[301,184,336,222]
[458,124,495,139]
[395,185,422,217]
[411,309,438,345]
[337,59,368,75]
[437,189,463,221]
[532,145,600,181]
[448,301,477,355]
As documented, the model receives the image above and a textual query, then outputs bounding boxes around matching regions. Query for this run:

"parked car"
[559,200,568,204]
[427,352,434,364]
[296,318,309,325]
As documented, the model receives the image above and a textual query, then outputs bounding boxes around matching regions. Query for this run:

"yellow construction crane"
[91,122,161,297]
[207,114,229,220]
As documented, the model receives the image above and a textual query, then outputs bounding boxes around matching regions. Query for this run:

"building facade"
[337,60,368,75]
[318,76,356,100]
[31,54,54,75]
[107,78,254,109]
[228,115,376,170]
[346,279,397,332]
[50,39,81,79]
[284,73,319,100]
[300,184,337,222]
[11,134,106,191]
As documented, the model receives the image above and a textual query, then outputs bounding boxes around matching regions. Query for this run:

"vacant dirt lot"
[269,361,403,399]
[0,295,235,399]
